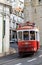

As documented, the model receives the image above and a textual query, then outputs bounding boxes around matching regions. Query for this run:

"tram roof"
[16,26,39,32]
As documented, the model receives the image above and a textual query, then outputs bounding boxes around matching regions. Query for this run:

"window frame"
[17,31,23,40]
[23,31,29,40]
[30,31,35,40]
[35,31,40,41]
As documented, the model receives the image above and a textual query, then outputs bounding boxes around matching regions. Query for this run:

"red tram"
[16,22,40,56]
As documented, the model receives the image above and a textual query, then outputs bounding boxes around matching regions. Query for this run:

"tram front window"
[18,31,22,40]
[23,31,29,40]
[30,31,35,40]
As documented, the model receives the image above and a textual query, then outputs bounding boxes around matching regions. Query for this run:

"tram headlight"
[34,48,36,51]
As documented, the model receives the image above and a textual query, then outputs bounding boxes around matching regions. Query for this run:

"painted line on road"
[27,58,37,62]
[15,63,22,65]
[39,55,42,57]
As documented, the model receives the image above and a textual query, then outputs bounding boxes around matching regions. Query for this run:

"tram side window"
[23,31,29,40]
[36,32,39,41]
[30,31,35,40]
[18,31,22,40]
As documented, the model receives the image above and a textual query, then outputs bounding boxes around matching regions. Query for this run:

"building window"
[39,0,41,2]
[39,0,42,4]
[35,9,36,13]
[39,0,42,3]
[7,0,10,2]
[14,0,16,2]
[19,12,22,17]
[3,20,5,38]
[11,0,16,2]
[10,30,11,40]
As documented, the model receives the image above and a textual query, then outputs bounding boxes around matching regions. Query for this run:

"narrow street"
[0,0,42,65]
[0,43,42,65]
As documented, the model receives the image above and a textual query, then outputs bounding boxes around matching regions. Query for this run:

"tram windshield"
[17,30,39,41]
[30,31,35,40]
[23,31,29,40]
[23,31,35,40]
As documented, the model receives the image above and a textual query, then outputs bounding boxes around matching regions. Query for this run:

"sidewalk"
[0,47,18,64]
[0,47,17,57]
[0,53,18,64]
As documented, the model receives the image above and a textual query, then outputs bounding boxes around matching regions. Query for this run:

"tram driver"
[30,31,35,40]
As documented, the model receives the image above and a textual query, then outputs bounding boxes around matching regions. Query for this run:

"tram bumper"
[18,45,36,53]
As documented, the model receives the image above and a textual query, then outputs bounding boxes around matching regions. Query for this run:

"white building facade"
[0,0,11,54]
[10,0,24,40]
